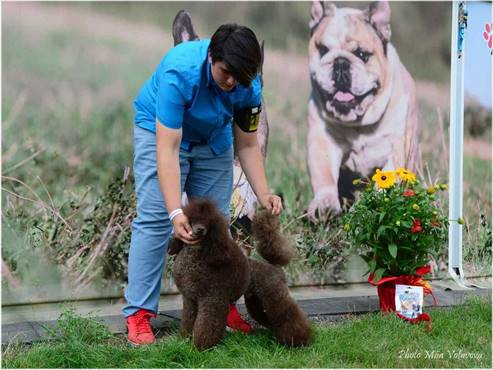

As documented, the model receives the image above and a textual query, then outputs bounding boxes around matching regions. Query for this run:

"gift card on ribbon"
[395,285,424,319]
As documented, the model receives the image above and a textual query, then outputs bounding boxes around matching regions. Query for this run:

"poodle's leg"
[192,297,229,351]
[180,297,198,337]
[265,294,312,347]
[250,262,312,347]
[244,292,270,327]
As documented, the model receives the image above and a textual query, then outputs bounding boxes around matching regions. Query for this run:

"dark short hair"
[209,24,261,87]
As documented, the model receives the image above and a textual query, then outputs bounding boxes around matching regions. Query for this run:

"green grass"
[462,156,493,268]
[2,297,491,368]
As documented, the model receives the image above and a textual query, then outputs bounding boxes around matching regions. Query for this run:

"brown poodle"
[168,198,312,351]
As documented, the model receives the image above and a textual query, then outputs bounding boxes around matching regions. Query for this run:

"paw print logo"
[483,22,493,51]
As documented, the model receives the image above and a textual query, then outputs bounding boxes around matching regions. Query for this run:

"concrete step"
[2,277,491,345]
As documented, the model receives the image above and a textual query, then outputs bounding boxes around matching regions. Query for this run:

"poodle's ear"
[168,237,184,256]
[204,244,232,268]
[202,225,233,267]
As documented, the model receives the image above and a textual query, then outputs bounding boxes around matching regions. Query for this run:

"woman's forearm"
[237,143,270,198]
[156,120,183,214]
[157,152,182,213]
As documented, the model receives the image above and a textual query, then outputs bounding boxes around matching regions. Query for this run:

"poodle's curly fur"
[168,199,312,351]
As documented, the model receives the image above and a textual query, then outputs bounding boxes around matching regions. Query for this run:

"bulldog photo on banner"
[307,0,419,218]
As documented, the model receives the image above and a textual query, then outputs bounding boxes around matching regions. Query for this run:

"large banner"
[2,1,491,309]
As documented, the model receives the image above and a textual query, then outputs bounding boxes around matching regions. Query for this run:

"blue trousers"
[123,126,233,317]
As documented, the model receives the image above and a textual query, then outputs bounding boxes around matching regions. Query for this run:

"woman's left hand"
[258,193,283,215]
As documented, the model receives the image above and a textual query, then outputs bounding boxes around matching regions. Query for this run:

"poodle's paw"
[276,322,312,347]
[193,334,222,351]
[273,306,313,347]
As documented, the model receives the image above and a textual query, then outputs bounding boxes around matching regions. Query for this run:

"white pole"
[448,1,467,286]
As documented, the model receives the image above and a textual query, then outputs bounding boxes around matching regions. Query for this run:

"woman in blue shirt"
[124,24,283,345]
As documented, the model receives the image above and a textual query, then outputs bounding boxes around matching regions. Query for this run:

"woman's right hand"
[172,213,200,244]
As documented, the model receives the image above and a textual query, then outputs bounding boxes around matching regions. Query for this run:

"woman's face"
[210,59,237,92]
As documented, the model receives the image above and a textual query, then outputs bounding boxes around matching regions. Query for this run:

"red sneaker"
[227,304,251,333]
[126,309,156,345]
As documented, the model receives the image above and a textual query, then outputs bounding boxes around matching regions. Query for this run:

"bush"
[343,168,449,281]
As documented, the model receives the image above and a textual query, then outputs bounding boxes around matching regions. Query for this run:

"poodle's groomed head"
[183,198,228,240]
[168,198,231,263]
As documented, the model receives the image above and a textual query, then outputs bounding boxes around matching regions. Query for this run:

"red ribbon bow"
[368,265,437,333]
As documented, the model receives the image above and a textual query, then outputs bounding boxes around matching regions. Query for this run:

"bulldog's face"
[309,1,393,125]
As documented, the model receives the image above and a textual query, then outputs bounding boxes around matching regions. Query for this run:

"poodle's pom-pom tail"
[252,210,295,266]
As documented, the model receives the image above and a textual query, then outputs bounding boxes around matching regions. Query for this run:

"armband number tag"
[234,105,262,133]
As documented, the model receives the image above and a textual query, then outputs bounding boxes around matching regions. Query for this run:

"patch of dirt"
[416,81,450,111]
[464,139,492,161]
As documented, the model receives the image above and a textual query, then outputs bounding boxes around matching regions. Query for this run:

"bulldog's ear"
[365,1,392,44]
[310,1,336,34]
[172,10,200,46]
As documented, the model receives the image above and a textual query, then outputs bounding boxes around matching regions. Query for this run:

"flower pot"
[376,281,396,312]
[368,271,436,333]
[369,266,438,313]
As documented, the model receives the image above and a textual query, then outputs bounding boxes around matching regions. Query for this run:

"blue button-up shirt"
[134,40,262,155]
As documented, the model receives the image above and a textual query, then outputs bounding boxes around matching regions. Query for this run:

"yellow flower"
[395,167,416,183]
[427,186,436,195]
[412,204,420,210]
[344,223,350,231]
[371,169,396,189]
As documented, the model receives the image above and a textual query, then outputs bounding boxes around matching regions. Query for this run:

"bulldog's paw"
[308,186,341,220]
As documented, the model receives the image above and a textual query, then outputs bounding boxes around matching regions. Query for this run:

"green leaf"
[377,225,387,238]
[369,259,377,273]
[373,268,386,283]
[388,244,398,259]
[379,212,385,223]
[402,221,412,228]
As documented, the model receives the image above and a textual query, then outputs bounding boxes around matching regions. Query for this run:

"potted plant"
[343,167,450,315]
